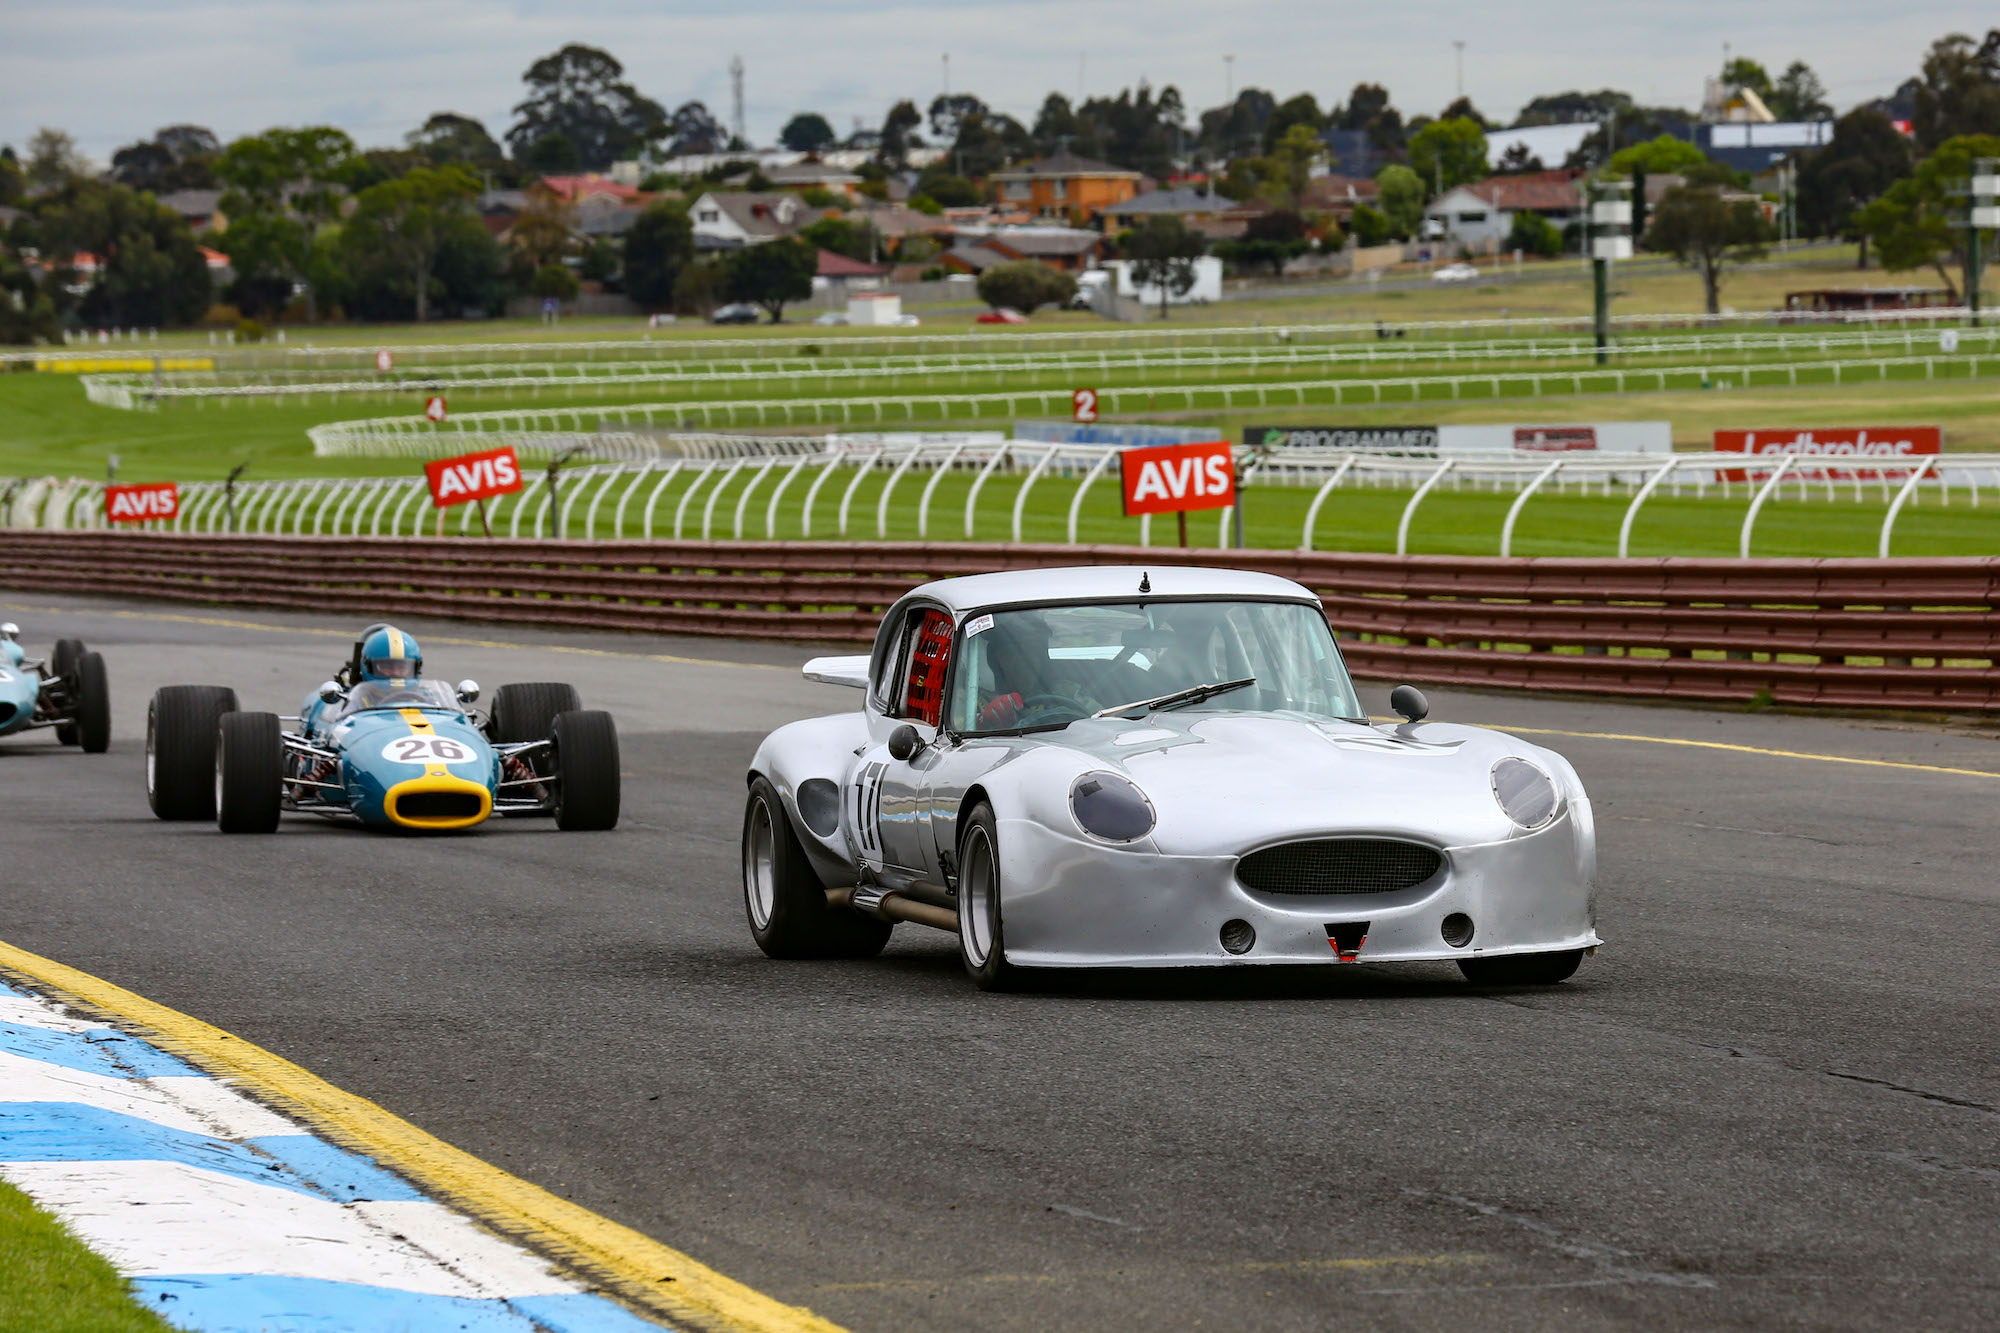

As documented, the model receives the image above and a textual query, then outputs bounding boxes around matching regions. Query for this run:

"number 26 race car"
[743,567,1598,990]
[0,622,110,753]
[145,624,620,834]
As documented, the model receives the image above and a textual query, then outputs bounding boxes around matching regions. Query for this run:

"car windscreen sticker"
[963,613,995,637]
[380,735,478,765]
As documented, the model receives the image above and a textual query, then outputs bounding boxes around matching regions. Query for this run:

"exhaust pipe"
[827,886,959,934]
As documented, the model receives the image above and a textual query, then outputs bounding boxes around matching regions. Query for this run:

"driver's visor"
[365,657,418,679]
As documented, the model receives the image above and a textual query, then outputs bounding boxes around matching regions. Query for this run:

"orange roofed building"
[989,151,1143,224]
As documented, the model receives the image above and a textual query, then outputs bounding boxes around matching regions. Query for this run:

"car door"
[869,604,955,883]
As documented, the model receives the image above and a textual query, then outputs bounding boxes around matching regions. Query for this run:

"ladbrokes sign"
[1714,427,1941,481]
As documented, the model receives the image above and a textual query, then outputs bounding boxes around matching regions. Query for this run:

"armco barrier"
[6,531,1997,712]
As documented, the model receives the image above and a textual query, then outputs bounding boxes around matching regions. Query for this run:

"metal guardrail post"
[1395,460,1456,556]
[1879,457,1940,557]
[1738,455,1800,558]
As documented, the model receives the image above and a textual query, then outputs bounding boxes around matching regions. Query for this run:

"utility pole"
[942,52,950,97]
[1453,41,1465,100]
[1224,54,1234,104]
[1969,159,1998,328]
[729,56,746,147]
[1588,177,1632,365]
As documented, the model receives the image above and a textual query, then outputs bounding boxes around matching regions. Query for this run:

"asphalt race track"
[4,590,1999,1331]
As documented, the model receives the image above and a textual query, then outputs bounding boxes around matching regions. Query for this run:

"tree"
[530,262,579,302]
[1853,133,2000,299]
[975,260,1076,312]
[1373,164,1425,239]
[947,109,1031,179]
[1262,94,1324,153]
[928,94,989,144]
[1439,97,1489,129]
[407,113,501,166]
[1516,89,1634,126]
[622,199,693,308]
[1408,118,1487,193]
[799,214,880,263]
[1067,83,1185,178]
[0,152,24,207]
[724,236,816,320]
[666,102,728,157]
[23,179,212,326]
[1031,94,1085,157]
[1796,109,1915,259]
[915,168,979,207]
[1215,212,1309,275]
[1339,84,1403,153]
[1267,123,1327,205]
[1505,211,1563,257]
[1607,135,1708,176]
[780,113,837,152]
[1349,204,1392,247]
[1494,144,1546,175]
[1645,167,1775,313]
[110,125,220,192]
[673,260,724,315]
[338,165,479,321]
[26,129,86,190]
[1198,88,1276,159]
[878,100,923,166]
[1912,31,2000,149]
[1769,62,1832,121]
[215,126,356,320]
[507,44,666,170]
[507,192,576,271]
[1122,214,1206,319]
[520,132,582,174]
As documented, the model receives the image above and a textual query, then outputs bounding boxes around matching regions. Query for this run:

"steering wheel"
[1012,692,1081,726]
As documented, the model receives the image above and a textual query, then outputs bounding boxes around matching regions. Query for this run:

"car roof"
[902,565,1321,616]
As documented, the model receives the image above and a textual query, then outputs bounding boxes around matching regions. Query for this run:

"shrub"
[1505,211,1564,257]
[975,261,1077,312]
[233,317,265,343]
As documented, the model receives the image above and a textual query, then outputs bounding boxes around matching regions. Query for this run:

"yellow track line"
[0,938,847,1333]
[1499,725,2000,779]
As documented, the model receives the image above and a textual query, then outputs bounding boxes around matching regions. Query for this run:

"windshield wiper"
[1092,676,1256,719]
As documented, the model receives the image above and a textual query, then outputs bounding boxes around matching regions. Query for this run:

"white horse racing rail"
[14,443,1997,558]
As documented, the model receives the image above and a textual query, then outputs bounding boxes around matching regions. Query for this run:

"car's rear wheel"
[70,651,110,753]
[551,709,620,831]
[147,685,238,819]
[1458,950,1583,986]
[743,775,891,960]
[957,802,1018,992]
[50,638,84,745]
[216,711,283,834]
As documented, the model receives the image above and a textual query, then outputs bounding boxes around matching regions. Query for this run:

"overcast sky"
[3,1,1990,164]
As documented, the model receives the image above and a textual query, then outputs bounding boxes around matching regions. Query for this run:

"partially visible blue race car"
[0,622,110,753]
[145,624,620,834]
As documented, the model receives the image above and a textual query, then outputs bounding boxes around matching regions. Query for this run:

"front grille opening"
[0,703,15,727]
[1237,838,1442,896]
[395,791,484,821]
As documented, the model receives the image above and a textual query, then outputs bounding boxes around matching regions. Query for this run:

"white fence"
[11,441,1997,559]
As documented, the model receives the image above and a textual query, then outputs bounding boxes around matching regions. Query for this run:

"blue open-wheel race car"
[145,624,620,834]
[0,622,111,753]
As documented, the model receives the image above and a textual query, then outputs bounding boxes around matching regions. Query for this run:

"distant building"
[535,175,648,205]
[157,189,225,233]
[989,152,1143,222]
[1424,170,1583,250]
[766,161,863,196]
[688,191,812,250]
[1298,175,1380,224]
[1696,122,1834,175]
[1104,185,1239,232]
[940,225,1106,274]
[1319,130,1386,180]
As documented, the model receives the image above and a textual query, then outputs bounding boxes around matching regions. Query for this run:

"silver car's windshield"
[339,680,460,714]
[949,600,1363,735]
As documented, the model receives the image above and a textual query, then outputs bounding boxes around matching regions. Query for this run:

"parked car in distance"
[711,303,763,324]
[812,311,848,326]
[976,308,1028,325]
[1432,263,1480,283]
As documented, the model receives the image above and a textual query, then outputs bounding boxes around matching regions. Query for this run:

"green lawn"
[0,1180,174,1333]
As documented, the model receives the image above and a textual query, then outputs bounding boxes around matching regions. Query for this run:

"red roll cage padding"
[901,608,955,727]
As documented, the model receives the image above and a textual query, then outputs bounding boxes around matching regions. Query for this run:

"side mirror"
[0,623,16,640]
[318,680,346,705]
[887,723,923,762]
[1390,684,1429,723]
[456,679,480,703]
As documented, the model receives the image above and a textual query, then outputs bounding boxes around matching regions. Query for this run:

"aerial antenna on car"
[1139,572,1151,593]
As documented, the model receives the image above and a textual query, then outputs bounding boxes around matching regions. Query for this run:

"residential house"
[767,161,862,196]
[157,189,225,234]
[688,191,811,251]
[815,249,891,292]
[1423,170,1583,251]
[989,152,1142,223]
[1105,185,1241,235]
[477,189,530,237]
[939,225,1106,274]
[536,174,648,205]
[1299,175,1379,225]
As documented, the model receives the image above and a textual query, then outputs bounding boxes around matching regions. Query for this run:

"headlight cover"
[1491,757,1560,829]
[1070,771,1156,842]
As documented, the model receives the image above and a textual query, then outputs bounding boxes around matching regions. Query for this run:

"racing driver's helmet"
[358,625,423,682]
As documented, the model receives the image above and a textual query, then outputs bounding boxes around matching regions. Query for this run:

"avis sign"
[104,482,179,523]
[1119,440,1236,516]
[424,446,523,508]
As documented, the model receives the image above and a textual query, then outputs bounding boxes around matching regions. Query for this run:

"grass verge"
[0,1177,175,1333]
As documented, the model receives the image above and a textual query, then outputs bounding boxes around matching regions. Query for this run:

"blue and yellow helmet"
[359,625,422,682]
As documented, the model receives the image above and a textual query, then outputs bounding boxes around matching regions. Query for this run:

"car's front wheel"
[49,638,84,746]
[956,802,1018,992]
[551,709,620,831]
[742,775,891,960]
[148,685,239,820]
[1458,950,1583,986]
[216,711,283,834]
[70,650,110,753]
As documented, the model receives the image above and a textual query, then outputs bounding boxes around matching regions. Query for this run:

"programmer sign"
[1120,440,1236,516]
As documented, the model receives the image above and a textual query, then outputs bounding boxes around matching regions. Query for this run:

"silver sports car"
[742,566,1599,990]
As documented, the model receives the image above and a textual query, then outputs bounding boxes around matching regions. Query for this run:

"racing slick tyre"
[50,638,83,746]
[550,709,620,831]
[491,683,582,749]
[216,711,283,834]
[147,685,239,820]
[70,651,110,754]
[1457,950,1583,986]
[956,803,1020,992]
[742,775,892,960]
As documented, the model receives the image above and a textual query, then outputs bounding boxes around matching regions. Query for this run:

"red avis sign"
[1119,441,1236,516]
[424,446,524,508]
[1715,427,1941,481]
[104,482,179,523]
